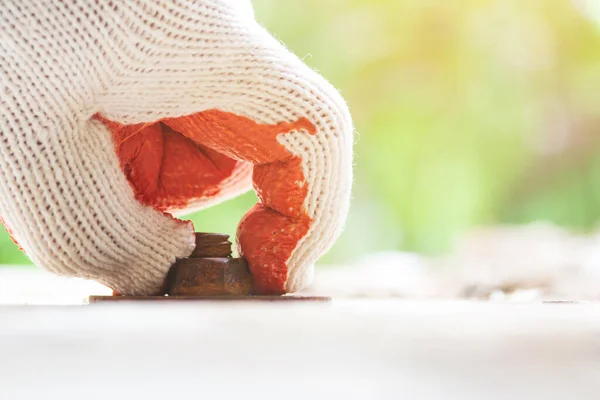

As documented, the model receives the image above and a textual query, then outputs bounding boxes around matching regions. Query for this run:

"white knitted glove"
[0,0,353,295]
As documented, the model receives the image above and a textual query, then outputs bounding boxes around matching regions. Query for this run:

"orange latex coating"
[237,204,311,294]
[97,110,317,294]
[239,157,312,293]
[0,215,22,251]
[163,110,317,164]
[98,117,238,211]
[253,157,307,219]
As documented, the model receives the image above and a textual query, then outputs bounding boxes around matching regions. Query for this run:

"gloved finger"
[97,0,354,294]
[163,112,322,294]
[0,108,195,296]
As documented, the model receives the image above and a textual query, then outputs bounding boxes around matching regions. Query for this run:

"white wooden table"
[0,268,599,399]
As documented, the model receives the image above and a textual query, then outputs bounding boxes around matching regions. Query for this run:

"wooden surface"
[1,300,599,400]
[0,268,599,399]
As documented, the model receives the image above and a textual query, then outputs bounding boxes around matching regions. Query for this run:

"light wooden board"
[1,300,600,399]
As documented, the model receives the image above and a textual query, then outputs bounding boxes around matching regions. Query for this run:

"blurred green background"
[2,0,600,265]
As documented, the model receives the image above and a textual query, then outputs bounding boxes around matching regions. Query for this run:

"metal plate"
[87,295,332,303]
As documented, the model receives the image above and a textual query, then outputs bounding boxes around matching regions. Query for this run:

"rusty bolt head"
[166,257,253,296]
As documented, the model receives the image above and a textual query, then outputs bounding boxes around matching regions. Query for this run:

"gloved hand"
[0,0,353,295]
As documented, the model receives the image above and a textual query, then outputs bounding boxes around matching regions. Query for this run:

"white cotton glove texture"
[0,0,353,295]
